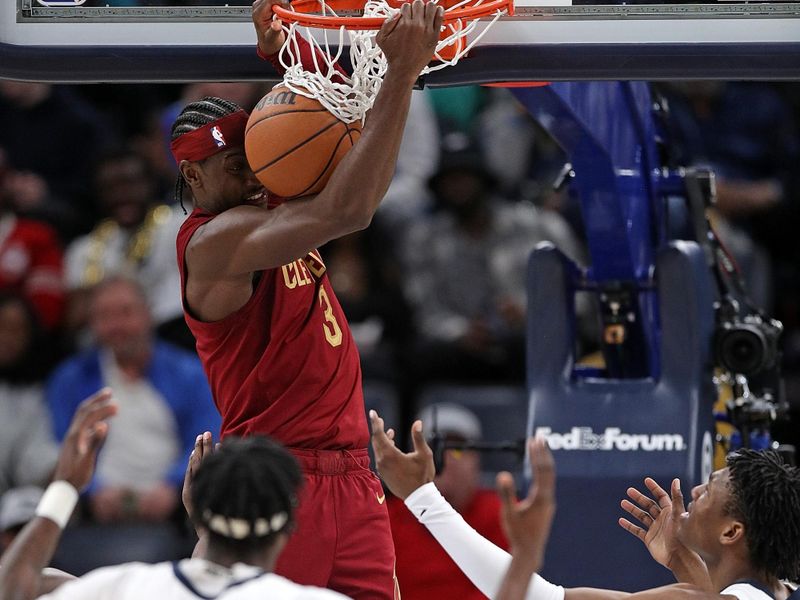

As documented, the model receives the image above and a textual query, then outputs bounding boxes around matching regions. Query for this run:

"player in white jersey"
[0,389,350,600]
[368,411,800,600]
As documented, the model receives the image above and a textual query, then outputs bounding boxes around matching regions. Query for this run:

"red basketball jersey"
[176,208,368,450]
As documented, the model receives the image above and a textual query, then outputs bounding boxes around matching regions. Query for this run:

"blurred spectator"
[0,154,65,331]
[658,81,800,311]
[378,90,441,228]
[660,82,797,218]
[46,276,219,533]
[131,109,181,200]
[387,402,507,600]
[402,132,583,382]
[0,486,42,556]
[0,294,60,500]
[64,148,190,349]
[322,217,415,382]
[0,82,113,238]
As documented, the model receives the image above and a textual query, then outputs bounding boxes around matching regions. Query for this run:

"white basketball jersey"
[722,583,776,600]
[39,559,351,599]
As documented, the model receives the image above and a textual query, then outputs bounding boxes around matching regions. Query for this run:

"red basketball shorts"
[275,448,399,600]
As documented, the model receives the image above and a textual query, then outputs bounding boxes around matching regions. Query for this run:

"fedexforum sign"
[534,427,686,451]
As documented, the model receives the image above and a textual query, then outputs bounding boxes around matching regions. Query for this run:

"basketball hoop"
[272,0,513,123]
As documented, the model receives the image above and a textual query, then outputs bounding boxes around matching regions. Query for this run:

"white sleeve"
[404,483,564,600]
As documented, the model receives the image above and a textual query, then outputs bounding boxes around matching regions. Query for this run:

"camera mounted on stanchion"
[714,300,782,378]
[679,166,790,456]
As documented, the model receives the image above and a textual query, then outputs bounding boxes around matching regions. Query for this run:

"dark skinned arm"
[0,390,117,600]
[187,1,444,281]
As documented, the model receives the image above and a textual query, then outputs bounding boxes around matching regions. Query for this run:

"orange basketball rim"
[273,0,514,60]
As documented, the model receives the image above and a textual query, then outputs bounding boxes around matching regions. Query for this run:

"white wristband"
[35,481,79,529]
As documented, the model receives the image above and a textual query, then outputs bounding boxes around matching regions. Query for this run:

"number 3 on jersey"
[318,286,343,347]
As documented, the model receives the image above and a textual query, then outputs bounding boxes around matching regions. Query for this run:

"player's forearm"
[567,583,724,600]
[259,35,348,83]
[0,518,62,600]
[497,550,539,600]
[667,551,713,591]
[565,588,632,600]
[406,483,565,600]
[315,68,416,234]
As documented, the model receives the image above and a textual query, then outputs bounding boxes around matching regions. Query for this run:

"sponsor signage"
[535,427,686,451]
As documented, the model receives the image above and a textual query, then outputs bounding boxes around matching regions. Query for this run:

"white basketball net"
[278,0,507,124]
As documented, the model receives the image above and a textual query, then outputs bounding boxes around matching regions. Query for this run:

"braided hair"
[191,436,302,557]
[725,449,800,581]
[170,96,243,214]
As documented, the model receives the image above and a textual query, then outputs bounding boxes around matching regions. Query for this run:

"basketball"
[245,87,362,199]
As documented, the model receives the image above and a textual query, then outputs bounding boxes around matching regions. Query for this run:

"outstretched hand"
[497,437,556,571]
[376,0,444,79]
[253,0,290,55]
[370,410,435,499]
[183,431,215,522]
[619,477,685,568]
[618,477,712,589]
[53,388,118,492]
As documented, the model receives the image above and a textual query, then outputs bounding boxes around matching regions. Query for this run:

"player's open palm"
[53,388,118,492]
[619,477,685,568]
[370,410,435,499]
[497,437,556,572]
[376,0,444,77]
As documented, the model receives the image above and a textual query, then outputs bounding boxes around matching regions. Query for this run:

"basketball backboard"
[2,0,799,84]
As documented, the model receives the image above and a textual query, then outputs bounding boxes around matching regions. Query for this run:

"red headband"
[170,110,250,163]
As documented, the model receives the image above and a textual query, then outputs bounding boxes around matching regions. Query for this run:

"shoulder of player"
[235,573,351,598]
[190,205,264,240]
[183,206,264,269]
[618,583,736,600]
[46,561,164,594]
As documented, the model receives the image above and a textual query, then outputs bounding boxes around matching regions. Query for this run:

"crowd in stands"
[0,79,799,593]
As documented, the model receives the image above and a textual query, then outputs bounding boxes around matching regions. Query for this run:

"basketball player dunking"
[172,1,444,598]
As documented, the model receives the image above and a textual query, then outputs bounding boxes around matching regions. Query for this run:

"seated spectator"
[322,216,415,383]
[0,156,65,332]
[378,90,441,229]
[0,82,112,239]
[64,148,190,350]
[0,294,59,500]
[402,132,583,383]
[45,276,219,571]
[387,402,508,600]
[658,81,799,313]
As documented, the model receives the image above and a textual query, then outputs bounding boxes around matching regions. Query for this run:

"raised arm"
[618,478,712,591]
[369,412,563,600]
[495,439,556,600]
[189,1,444,280]
[494,471,726,600]
[182,431,216,559]
[0,389,116,600]
[253,0,348,83]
